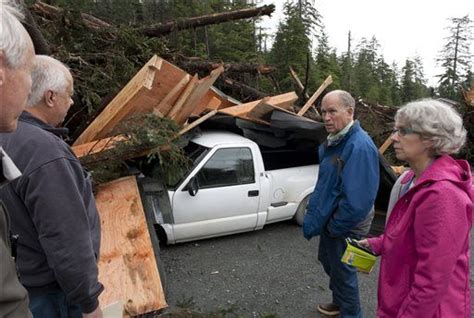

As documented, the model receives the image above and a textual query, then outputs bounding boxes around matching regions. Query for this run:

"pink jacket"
[368,155,472,317]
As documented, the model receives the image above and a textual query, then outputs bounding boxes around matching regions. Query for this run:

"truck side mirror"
[187,176,199,196]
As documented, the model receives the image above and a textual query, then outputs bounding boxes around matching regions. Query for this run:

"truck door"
[171,146,260,242]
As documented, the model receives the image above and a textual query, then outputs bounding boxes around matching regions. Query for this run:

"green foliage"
[267,1,321,93]
[436,15,473,101]
[80,114,190,185]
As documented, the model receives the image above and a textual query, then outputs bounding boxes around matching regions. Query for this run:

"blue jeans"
[29,291,81,318]
[318,230,363,318]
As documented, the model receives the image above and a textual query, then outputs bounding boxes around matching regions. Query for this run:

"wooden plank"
[95,176,167,316]
[73,56,162,146]
[167,74,199,119]
[378,135,393,155]
[153,74,191,117]
[173,65,224,125]
[297,75,333,116]
[289,66,309,99]
[219,92,298,117]
[191,89,220,115]
[243,99,296,124]
[72,135,128,158]
[178,110,218,136]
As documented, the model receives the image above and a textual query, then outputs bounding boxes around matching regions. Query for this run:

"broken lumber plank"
[167,74,199,119]
[219,92,298,117]
[244,99,296,124]
[173,66,224,125]
[297,75,333,116]
[95,176,166,316]
[378,135,393,155]
[72,135,128,158]
[73,55,189,146]
[289,66,309,99]
[73,55,162,145]
[153,74,191,117]
[191,87,237,116]
[179,110,218,136]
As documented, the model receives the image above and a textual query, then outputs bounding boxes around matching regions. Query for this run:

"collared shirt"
[326,120,354,146]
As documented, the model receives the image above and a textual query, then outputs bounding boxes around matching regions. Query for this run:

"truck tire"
[293,195,310,226]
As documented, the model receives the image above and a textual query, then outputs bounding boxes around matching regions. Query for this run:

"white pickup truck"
[138,130,319,244]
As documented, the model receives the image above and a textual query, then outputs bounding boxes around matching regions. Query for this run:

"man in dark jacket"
[303,90,379,318]
[0,0,35,317]
[0,55,104,318]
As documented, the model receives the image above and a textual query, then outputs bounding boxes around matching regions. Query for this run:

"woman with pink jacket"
[359,99,472,317]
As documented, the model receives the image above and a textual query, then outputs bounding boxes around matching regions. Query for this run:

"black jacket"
[0,112,103,313]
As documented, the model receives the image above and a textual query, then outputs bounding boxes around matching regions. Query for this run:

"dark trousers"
[318,230,363,318]
[29,291,81,318]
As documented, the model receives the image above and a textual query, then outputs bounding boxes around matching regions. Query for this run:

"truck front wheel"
[293,195,310,226]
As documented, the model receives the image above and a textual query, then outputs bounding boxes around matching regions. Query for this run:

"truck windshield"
[166,141,210,189]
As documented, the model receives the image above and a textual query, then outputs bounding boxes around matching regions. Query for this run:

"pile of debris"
[71,55,336,317]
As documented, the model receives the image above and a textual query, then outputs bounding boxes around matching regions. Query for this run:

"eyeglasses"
[392,127,418,136]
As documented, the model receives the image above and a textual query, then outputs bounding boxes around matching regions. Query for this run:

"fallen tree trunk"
[31,1,112,30]
[140,4,275,37]
[221,77,268,100]
[179,60,275,75]
[31,2,274,38]
[21,0,51,54]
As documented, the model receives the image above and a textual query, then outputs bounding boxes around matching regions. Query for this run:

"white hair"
[26,55,72,107]
[395,99,467,156]
[0,0,31,68]
[325,90,356,109]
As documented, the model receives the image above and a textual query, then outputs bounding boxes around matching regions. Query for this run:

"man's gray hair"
[26,55,71,108]
[395,99,467,156]
[329,90,355,109]
[0,0,31,68]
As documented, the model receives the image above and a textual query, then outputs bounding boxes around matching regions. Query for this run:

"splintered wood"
[95,176,167,316]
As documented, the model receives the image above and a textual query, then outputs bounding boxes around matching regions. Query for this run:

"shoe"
[317,303,340,316]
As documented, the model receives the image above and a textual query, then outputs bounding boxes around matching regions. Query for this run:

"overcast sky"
[258,0,474,86]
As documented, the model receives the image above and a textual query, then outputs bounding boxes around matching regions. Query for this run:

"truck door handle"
[248,190,259,197]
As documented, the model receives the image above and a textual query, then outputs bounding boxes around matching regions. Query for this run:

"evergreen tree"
[400,57,430,103]
[267,0,321,92]
[353,37,380,103]
[340,31,354,92]
[436,15,473,100]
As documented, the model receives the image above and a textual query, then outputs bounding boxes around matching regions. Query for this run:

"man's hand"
[83,307,103,318]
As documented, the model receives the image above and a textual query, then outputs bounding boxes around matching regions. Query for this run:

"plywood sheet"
[95,176,167,316]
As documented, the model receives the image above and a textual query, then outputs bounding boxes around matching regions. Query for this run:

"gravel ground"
[160,219,474,317]
[159,220,381,317]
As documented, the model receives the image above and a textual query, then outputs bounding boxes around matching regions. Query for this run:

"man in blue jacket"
[0,55,103,318]
[303,90,379,318]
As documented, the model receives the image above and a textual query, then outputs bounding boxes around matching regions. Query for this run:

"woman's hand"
[357,239,371,249]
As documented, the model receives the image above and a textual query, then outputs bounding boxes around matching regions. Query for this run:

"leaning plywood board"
[95,176,167,316]
[74,55,189,146]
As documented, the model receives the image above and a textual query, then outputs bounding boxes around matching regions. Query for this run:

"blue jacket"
[303,121,379,239]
